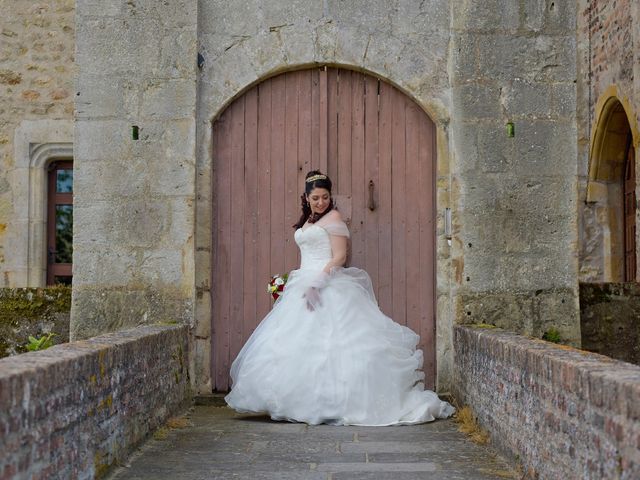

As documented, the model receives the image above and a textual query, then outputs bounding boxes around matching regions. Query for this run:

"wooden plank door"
[624,143,636,281]
[212,68,437,391]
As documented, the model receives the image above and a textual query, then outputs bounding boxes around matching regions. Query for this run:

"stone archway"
[192,14,455,396]
[210,67,438,392]
[586,96,638,281]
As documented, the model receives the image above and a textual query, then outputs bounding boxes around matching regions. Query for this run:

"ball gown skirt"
[224,224,455,426]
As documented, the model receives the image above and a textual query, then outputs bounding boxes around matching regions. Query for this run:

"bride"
[225,170,455,426]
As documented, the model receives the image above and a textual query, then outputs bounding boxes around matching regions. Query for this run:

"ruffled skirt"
[224,267,455,426]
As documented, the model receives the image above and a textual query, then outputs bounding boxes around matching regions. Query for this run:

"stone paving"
[108,405,519,480]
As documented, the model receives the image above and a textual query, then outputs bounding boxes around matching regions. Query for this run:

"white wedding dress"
[224,214,455,426]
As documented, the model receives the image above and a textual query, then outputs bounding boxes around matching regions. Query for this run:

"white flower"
[275,277,284,286]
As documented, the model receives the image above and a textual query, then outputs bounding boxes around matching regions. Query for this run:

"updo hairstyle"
[293,170,335,229]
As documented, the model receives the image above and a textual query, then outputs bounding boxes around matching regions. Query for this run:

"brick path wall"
[453,325,640,480]
[0,325,190,479]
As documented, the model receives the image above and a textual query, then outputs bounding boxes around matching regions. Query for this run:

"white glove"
[303,271,329,311]
[303,287,322,311]
[309,271,329,288]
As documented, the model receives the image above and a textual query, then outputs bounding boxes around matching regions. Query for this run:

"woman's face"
[307,187,331,215]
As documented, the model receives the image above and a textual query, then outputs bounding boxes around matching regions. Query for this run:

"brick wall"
[0,324,190,479]
[0,1,75,286]
[453,325,640,480]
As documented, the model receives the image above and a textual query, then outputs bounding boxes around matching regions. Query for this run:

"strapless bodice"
[294,225,333,271]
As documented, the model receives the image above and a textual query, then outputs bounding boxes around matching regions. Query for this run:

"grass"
[453,405,490,445]
[152,414,193,441]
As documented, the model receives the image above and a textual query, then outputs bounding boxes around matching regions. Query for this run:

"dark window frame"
[46,160,73,285]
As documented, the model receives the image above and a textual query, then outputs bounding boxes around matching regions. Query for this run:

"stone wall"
[453,325,640,480]
[72,0,198,339]
[580,282,640,365]
[451,1,581,344]
[0,286,71,358]
[72,1,582,395]
[0,1,75,287]
[577,0,640,281]
[0,324,190,479]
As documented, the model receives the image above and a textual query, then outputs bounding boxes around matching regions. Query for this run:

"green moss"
[93,452,113,479]
[0,286,71,324]
[542,327,562,343]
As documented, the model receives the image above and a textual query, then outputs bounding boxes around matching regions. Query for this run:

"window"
[47,161,73,285]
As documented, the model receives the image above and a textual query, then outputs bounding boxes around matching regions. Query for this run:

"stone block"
[395,0,450,34]
[474,34,576,82]
[513,119,577,177]
[71,288,192,339]
[195,294,211,338]
[449,34,478,83]
[501,80,576,119]
[313,20,339,64]
[77,0,122,17]
[452,83,502,120]
[194,249,211,292]
[451,0,520,31]
[73,196,173,248]
[332,26,372,71]
[141,79,196,120]
[75,16,162,76]
[195,212,212,251]
[167,196,196,246]
[74,120,135,162]
[200,49,259,112]
[75,158,148,200]
[159,28,197,79]
[75,75,130,119]
[197,0,263,36]
[136,248,186,286]
[72,243,136,285]
[524,0,576,33]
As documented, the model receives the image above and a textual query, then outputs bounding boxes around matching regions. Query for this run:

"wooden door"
[212,68,437,391]
[624,143,636,281]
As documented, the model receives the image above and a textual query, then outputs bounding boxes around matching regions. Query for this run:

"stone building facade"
[0,0,75,287]
[577,0,639,282]
[1,1,636,395]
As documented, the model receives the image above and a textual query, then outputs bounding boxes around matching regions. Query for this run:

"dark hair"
[293,170,334,229]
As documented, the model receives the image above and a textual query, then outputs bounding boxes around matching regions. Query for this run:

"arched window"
[47,161,73,285]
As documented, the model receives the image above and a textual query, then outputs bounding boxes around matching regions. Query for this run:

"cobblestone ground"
[108,405,519,480]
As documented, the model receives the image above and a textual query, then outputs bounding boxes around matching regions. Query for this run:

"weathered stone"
[451,0,520,31]
[20,89,40,101]
[0,70,21,85]
[579,283,640,365]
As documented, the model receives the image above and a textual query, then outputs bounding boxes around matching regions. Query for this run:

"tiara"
[306,174,327,183]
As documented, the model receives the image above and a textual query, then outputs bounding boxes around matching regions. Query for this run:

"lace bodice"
[294,215,350,271]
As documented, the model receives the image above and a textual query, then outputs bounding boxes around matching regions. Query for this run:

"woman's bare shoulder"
[324,209,343,222]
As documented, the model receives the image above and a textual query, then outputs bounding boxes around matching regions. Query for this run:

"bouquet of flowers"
[267,273,289,300]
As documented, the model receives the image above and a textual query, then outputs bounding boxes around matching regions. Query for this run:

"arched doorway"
[587,97,637,281]
[211,67,437,391]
